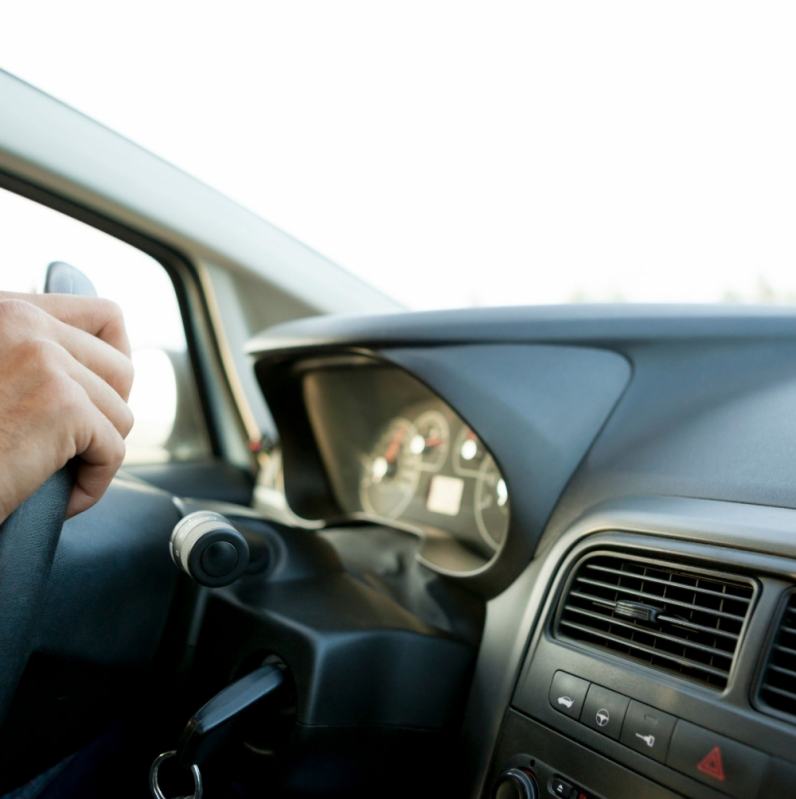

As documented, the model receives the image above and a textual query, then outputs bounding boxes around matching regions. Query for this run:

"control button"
[549,671,590,720]
[619,700,677,763]
[200,540,239,577]
[549,777,575,798]
[666,720,769,799]
[580,684,629,740]
[492,768,538,799]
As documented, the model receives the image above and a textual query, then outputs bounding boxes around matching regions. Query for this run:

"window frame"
[0,166,255,474]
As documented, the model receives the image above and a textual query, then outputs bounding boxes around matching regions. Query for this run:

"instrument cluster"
[303,362,509,558]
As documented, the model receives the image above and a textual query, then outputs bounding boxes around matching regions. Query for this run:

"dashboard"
[247,305,796,799]
[304,364,509,560]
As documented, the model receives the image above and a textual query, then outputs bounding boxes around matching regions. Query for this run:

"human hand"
[0,292,134,522]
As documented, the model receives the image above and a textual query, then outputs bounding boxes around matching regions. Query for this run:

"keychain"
[148,664,285,799]
[150,751,202,799]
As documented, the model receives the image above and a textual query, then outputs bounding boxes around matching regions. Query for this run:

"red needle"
[384,428,406,463]
[424,437,442,447]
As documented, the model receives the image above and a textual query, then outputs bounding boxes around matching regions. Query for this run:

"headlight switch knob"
[170,511,250,587]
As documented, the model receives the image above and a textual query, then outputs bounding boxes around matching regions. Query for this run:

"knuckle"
[109,432,126,466]
[106,299,124,322]
[98,298,125,330]
[120,403,135,438]
[98,297,123,318]
[18,338,65,371]
[44,373,83,413]
[95,299,131,356]
[119,356,135,392]
[0,298,39,328]
[106,355,134,399]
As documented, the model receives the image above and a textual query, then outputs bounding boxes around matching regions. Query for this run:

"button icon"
[697,746,726,782]
[620,701,676,763]
[636,733,656,748]
[581,684,629,739]
[667,720,768,799]
[548,672,590,719]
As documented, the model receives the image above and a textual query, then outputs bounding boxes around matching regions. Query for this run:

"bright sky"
[2,2,796,309]
[0,188,186,350]
[0,185,190,461]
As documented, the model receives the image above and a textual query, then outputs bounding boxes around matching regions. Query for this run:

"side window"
[0,186,212,465]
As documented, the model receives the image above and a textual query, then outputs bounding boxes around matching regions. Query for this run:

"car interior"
[2,70,796,799]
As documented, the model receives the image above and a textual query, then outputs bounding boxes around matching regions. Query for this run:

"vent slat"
[568,590,617,607]
[761,684,796,703]
[559,620,731,680]
[655,614,741,642]
[568,591,741,641]
[767,663,796,680]
[575,577,748,621]
[563,606,734,659]
[557,553,754,691]
[758,593,796,721]
[585,564,752,603]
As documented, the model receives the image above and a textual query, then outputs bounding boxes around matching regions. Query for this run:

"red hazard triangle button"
[667,721,769,799]
[697,746,725,782]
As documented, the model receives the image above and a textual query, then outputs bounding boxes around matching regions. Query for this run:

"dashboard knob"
[170,511,250,587]
[492,768,538,799]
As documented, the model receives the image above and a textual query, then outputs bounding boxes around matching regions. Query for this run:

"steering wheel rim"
[0,469,72,726]
[0,262,96,728]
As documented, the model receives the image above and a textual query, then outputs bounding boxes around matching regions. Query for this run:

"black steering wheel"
[0,262,95,727]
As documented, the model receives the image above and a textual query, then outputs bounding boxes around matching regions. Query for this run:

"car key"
[149,663,286,799]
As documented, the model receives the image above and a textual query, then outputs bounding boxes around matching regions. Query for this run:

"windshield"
[3,4,794,310]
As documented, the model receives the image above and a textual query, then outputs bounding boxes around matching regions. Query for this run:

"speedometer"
[410,410,449,472]
[359,417,421,519]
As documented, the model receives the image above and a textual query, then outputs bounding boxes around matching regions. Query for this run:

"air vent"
[556,553,754,690]
[758,593,796,720]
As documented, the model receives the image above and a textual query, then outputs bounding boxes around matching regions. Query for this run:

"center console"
[481,510,796,799]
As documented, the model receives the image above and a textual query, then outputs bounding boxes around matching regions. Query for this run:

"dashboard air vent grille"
[758,593,796,720]
[557,553,754,690]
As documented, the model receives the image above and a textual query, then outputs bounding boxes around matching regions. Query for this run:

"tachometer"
[409,410,450,472]
[359,417,421,519]
[474,455,509,548]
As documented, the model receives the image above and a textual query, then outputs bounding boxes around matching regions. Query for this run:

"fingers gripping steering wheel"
[0,263,97,728]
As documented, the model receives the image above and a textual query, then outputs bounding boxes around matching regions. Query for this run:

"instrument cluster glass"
[304,364,510,557]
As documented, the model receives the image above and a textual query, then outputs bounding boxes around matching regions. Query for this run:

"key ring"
[149,751,203,799]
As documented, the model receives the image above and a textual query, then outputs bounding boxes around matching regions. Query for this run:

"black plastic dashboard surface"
[250,303,796,547]
[248,304,796,799]
[252,341,630,592]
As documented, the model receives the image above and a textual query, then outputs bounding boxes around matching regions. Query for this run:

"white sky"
[0,185,190,461]
[2,2,796,309]
[0,188,186,350]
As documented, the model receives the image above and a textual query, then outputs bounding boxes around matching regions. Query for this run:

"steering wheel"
[0,263,95,727]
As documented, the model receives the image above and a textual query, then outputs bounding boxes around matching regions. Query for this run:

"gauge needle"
[384,428,406,463]
[424,437,442,448]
